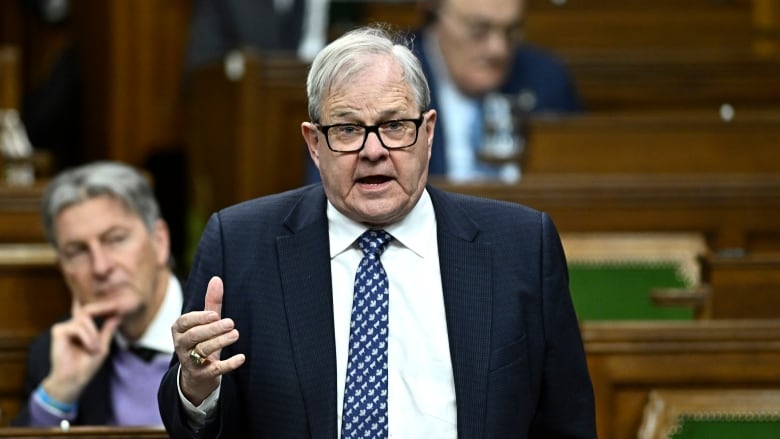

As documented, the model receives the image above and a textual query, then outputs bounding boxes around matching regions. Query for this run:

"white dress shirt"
[181,190,457,437]
[115,275,181,356]
[329,189,456,437]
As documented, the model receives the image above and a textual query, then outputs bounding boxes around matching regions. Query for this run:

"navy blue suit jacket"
[411,32,583,177]
[158,184,596,438]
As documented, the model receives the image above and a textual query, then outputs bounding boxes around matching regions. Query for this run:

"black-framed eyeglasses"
[316,113,427,153]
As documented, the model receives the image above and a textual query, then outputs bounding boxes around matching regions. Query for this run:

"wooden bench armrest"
[650,285,710,309]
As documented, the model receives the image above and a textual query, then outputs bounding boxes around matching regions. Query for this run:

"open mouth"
[358,175,392,185]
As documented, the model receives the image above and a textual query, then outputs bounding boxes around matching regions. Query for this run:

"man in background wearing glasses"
[414,0,582,183]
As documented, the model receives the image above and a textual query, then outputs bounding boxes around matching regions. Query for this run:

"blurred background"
[1,1,780,437]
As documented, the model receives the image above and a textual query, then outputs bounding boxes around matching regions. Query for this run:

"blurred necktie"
[128,345,160,363]
[470,100,499,178]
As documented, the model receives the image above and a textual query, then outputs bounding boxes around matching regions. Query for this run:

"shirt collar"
[115,275,182,355]
[327,189,436,259]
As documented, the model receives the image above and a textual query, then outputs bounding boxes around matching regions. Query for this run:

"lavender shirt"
[27,277,182,426]
[29,351,171,426]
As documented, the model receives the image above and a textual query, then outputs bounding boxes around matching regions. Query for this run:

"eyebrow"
[326,107,409,123]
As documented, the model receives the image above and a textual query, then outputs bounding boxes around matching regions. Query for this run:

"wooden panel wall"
[186,53,309,215]
[0,46,19,110]
[69,0,192,166]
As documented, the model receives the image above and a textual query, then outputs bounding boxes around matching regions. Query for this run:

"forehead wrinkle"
[322,58,417,123]
[324,92,416,123]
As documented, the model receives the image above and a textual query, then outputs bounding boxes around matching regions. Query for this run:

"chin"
[102,290,142,316]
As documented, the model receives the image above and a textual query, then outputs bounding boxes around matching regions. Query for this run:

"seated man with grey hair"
[13,161,182,427]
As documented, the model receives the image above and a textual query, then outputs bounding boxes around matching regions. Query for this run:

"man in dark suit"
[414,0,582,182]
[159,24,595,438]
[13,161,181,427]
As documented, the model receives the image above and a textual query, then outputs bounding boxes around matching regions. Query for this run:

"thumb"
[204,276,224,319]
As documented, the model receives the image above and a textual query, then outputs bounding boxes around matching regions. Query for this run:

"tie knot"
[357,229,392,257]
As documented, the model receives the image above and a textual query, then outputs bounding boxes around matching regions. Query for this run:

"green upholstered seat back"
[670,415,780,438]
[562,233,706,321]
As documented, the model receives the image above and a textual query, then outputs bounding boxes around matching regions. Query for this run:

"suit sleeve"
[11,333,50,426]
[158,212,246,438]
[530,213,597,438]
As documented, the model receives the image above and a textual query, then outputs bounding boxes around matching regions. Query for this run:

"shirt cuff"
[29,385,77,427]
[176,365,220,430]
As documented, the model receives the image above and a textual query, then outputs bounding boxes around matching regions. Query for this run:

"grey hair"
[306,24,431,122]
[41,161,162,248]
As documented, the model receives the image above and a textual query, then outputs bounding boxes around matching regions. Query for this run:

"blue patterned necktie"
[341,229,393,438]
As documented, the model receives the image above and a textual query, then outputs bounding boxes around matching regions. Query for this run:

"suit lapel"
[275,186,493,436]
[429,187,492,438]
[277,189,338,438]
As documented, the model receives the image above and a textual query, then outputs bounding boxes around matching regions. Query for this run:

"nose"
[360,131,389,159]
[484,30,511,56]
[89,244,114,277]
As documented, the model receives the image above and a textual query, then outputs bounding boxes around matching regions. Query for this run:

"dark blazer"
[159,184,596,438]
[12,330,115,426]
[411,32,584,177]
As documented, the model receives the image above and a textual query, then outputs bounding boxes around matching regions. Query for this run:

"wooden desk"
[0,183,46,243]
[0,426,167,438]
[583,320,780,439]
[524,110,780,175]
[434,174,780,252]
[0,244,68,333]
[565,50,780,111]
[525,0,761,52]
[700,252,780,318]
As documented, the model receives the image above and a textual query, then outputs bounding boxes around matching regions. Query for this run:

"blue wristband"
[34,385,77,414]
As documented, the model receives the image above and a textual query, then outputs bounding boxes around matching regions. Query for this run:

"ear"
[424,109,438,159]
[301,122,322,169]
[151,219,171,267]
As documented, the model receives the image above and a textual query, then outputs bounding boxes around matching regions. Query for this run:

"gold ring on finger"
[188,347,206,366]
